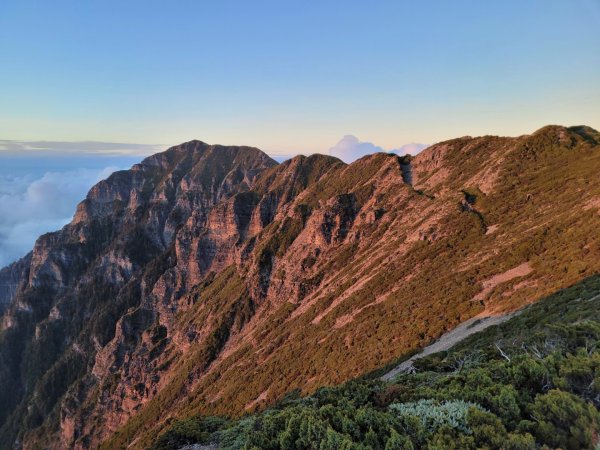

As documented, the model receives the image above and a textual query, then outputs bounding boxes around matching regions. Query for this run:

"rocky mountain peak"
[1,127,600,449]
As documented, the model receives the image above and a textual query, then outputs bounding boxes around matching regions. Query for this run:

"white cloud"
[396,143,430,155]
[0,166,123,268]
[0,141,154,268]
[328,135,428,163]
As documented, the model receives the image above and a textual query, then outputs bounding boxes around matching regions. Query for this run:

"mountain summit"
[1,126,599,449]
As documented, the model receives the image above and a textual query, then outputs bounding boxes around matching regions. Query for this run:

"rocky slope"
[0,125,599,449]
[0,254,31,316]
[149,270,600,449]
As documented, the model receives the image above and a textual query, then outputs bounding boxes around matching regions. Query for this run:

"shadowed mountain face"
[0,126,599,449]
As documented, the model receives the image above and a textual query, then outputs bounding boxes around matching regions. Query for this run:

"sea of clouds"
[0,141,162,268]
[0,166,124,267]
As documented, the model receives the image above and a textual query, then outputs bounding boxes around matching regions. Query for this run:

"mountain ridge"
[0,125,599,449]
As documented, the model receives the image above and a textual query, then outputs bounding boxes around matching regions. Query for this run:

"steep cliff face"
[0,254,31,317]
[0,141,276,449]
[1,126,600,449]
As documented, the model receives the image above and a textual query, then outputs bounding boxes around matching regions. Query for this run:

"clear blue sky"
[1,0,599,154]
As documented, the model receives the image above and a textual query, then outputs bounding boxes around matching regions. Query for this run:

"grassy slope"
[189,126,600,410]
[101,126,600,448]
[153,273,600,449]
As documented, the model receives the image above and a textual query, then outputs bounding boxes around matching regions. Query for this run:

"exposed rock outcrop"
[0,254,31,317]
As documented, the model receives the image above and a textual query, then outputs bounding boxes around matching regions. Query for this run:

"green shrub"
[529,389,600,450]
[151,416,229,450]
[389,399,481,434]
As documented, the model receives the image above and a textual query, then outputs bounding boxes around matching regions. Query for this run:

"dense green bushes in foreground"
[152,275,600,449]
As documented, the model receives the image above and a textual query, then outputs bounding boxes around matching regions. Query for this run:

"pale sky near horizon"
[1,0,599,155]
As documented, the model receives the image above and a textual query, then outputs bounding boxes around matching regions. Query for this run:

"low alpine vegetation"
[152,273,600,449]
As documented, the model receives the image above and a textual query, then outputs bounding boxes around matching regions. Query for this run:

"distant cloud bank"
[0,140,164,157]
[328,135,428,163]
[0,148,146,267]
[0,168,123,267]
